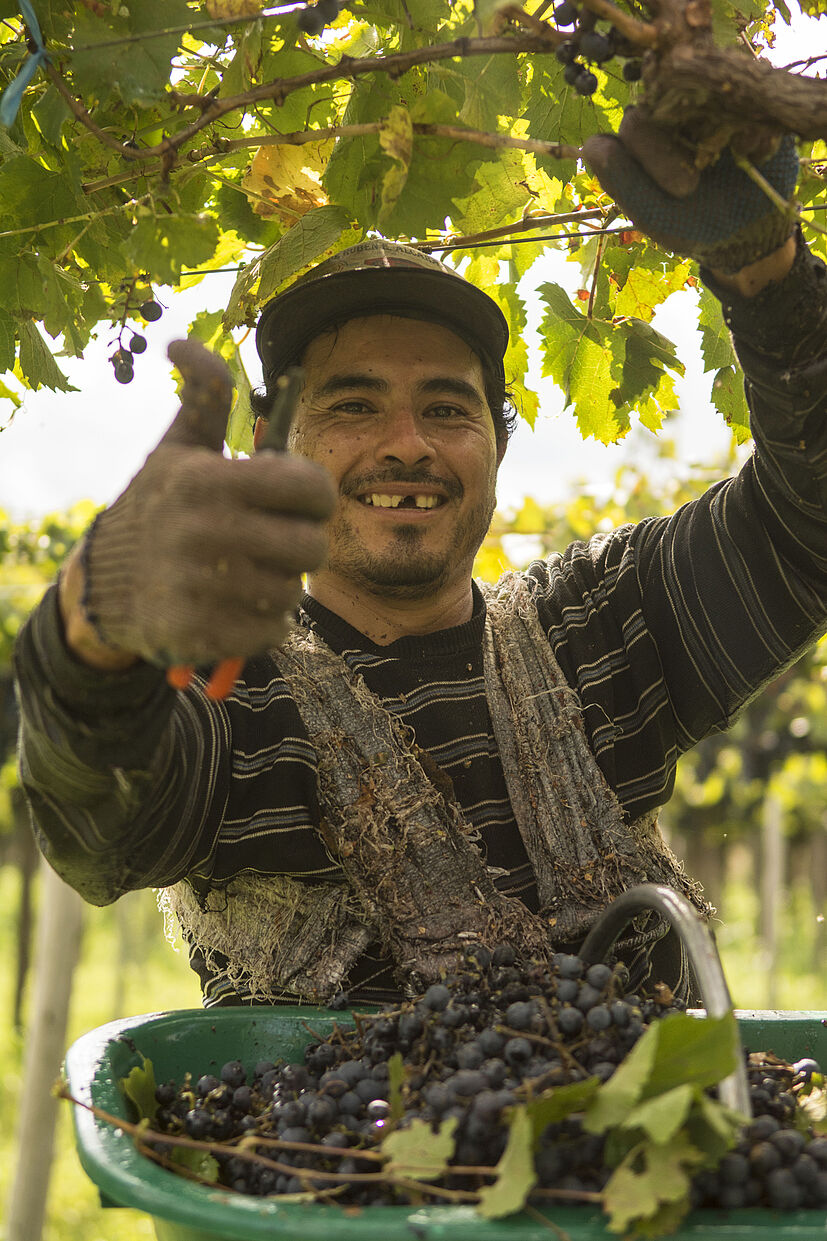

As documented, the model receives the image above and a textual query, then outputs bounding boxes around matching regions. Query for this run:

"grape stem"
[578,0,658,47]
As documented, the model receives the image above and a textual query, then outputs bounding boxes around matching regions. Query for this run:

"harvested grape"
[141,949,826,1218]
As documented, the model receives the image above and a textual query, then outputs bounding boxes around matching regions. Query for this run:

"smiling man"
[12,128,827,1009]
[269,312,504,641]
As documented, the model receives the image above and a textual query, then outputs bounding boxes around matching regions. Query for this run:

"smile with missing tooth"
[359,493,445,509]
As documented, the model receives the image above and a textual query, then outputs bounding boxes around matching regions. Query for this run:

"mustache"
[341,468,462,500]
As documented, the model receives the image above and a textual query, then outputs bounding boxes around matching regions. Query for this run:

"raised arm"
[12,341,333,904]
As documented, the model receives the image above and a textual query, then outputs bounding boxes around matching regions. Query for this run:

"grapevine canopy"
[0,0,824,450]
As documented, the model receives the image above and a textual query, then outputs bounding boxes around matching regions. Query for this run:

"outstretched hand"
[582,108,799,274]
[60,339,335,672]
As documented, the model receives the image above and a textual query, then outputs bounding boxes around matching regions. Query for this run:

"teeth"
[364,493,441,509]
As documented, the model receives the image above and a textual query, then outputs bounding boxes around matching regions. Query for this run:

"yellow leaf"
[614,260,692,322]
[206,0,266,16]
[242,140,333,223]
[378,105,414,225]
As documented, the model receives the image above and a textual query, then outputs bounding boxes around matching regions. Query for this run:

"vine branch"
[49,31,564,166]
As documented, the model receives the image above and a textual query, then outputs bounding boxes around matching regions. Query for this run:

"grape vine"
[0,0,824,443]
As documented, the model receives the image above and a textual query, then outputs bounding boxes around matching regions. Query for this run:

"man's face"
[284,315,504,603]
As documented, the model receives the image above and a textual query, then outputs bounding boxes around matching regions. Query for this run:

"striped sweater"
[13,238,827,1005]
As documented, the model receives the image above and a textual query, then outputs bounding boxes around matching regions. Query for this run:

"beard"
[325,476,497,600]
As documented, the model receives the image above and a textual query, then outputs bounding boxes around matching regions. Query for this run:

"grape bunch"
[109,289,163,386]
[552,1,643,96]
[296,0,341,37]
[693,1055,827,1211]
[149,947,679,1201]
[146,948,826,1211]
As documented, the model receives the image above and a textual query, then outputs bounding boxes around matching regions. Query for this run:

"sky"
[0,10,820,526]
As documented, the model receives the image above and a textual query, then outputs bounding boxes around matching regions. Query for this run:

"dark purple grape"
[563,60,582,86]
[586,1004,612,1031]
[555,39,579,65]
[316,0,340,18]
[504,1037,532,1067]
[585,963,612,990]
[553,954,584,979]
[140,299,162,321]
[112,357,133,385]
[622,59,643,81]
[184,1108,211,1139]
[579,30,612,63]
[505,1001,535,1030]
[423,983,450,1011]
[128,332,147,354]
[491,945,515,967]
[220,1060,246,1088]
[297,5,325,34]
[557,1005,584,1035]
[575,69,599,96]
[554,0,578,24]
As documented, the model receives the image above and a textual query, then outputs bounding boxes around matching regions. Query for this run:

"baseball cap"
[255,239,509,385]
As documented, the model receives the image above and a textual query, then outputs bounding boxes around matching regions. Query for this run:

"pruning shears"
[166,367,304,700]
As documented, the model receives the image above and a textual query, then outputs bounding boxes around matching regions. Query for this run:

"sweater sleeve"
[530,235,827,818]
[642,234,827,736]
[12,583,232,904]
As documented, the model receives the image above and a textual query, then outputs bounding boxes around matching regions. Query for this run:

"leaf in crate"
[380,1115,457,1181]
[601,1132,703,1236]
[120,1057,158,1121]
[477,1107,537,1219]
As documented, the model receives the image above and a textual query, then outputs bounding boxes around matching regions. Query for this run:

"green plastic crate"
[64,1007,827,1241]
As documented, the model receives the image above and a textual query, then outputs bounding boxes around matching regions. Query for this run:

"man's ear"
[252,416,268,451]
[496,436,508,469]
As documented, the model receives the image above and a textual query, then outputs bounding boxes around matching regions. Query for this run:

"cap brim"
[255,265,508,383]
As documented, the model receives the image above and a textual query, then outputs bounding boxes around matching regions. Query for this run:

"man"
[13,117,827,1007]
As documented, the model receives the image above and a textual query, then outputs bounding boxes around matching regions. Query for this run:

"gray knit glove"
[583,108,799,273]
[80,339,333,667]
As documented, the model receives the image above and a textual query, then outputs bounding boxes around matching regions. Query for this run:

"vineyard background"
[1,468,825,1239]
[0,0,825,1234]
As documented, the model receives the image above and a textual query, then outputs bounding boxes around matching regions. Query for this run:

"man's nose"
[374,407,435,466]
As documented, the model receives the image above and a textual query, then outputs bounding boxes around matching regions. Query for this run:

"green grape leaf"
[539,284,620,441]
[711,365,751,441]
[170,1145,221,1182]
[586,1012,740,1135]
[0,375,22,410]
[380,1115,457,1181]
[71,0,192,107]
[120,1057,158,1122]
[31,84,71,147]
[609,318,682,431]
[698,285,737,372]
[646,1012,740,1097]
[0,155,82,233]
[451,150,535,236]
[614,261,693,322]
[123,211,220,287]
[474,0,516,34]
[601,1132,704,1236]
[0,307,15,373]
[477,1106,537,1219]
[224,204,350,328]
[17,321,75,392]
[378,105,414,225]
[525,1076,602,1143]
[621,1083,695,1145]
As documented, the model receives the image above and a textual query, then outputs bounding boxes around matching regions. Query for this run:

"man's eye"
[331,399,372,414]
[427,403,465,419]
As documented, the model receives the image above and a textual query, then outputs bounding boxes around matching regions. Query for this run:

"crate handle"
[578,883,751,1117]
